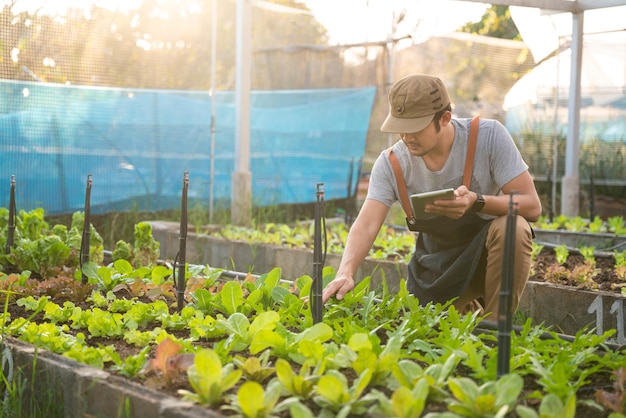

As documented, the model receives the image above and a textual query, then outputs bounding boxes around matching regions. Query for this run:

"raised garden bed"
[1,213,625,417]
[151,221,626,344]
[2,272,623,418]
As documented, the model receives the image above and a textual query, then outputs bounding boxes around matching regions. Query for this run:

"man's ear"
[441,110,452,125]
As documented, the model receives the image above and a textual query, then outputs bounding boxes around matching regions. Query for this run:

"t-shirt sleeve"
[365,151,397,208]
[487,120,529,189]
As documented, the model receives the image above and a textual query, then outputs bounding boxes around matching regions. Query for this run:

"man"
[322,74,542,319]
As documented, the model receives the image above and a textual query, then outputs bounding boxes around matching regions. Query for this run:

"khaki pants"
[453,215,533,321]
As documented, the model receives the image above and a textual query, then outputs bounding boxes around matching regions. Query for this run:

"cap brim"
[380,113,434,134]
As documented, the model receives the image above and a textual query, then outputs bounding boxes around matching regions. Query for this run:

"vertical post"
[209,0,217,224]
[5,175,16,254]
[497,193,518,378]
[589,169,595,220]
[311,183,325,324]
[551,36,562,222]
[561,11,584,216]
[177,171,189,313]
[232,0,252,226]
[80,174,92,283]
[386,6,396,149]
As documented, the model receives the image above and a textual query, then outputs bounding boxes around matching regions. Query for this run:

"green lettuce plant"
[178,348,241,406]
[442,373,524,417]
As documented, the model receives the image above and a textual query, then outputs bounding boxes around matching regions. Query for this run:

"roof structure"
[460,0,626,12]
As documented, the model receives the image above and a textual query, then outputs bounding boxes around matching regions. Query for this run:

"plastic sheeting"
[504,7,626,143]
[0,80,376,214]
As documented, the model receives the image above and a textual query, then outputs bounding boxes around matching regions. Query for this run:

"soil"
[529,246,625,293]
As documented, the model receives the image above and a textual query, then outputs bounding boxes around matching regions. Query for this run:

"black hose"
[5,175,16,254]
[80,174,92,283]
[176,172,189,313]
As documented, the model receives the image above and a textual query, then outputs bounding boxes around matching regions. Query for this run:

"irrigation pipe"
[533,239,626,255]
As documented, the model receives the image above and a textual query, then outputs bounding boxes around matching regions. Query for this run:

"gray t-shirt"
[367,118,529,220]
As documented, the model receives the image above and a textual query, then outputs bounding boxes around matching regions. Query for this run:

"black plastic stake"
[497,193,518,378]
[176,171,189,313]
[547,167,553,223]
[345,159,354,225]
[80,174,92,283]
[5,175,16,254]
[589,169,595,220]
[311,183,325,324]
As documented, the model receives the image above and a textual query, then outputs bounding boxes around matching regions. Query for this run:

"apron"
[406,213,491,304]
[388,115,486,304]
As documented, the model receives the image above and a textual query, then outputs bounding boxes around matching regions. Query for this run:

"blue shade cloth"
[0,80,376,214]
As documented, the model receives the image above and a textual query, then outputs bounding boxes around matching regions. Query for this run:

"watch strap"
[471,192,485,212]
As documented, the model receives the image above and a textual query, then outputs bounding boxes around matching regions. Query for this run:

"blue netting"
[0,80,376,214]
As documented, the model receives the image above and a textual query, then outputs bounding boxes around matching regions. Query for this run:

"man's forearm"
[336,223,379,278]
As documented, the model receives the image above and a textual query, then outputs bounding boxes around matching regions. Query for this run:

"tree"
[459,5,521,41]
[1,0,330,89]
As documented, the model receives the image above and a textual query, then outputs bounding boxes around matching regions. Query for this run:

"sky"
[5,0,489,45]
[298,0,489,45]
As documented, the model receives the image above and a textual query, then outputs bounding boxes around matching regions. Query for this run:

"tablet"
[410,188,455,219]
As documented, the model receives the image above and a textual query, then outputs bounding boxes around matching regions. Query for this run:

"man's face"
[399,120,441,156]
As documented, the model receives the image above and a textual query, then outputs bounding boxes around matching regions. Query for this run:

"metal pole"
[177,171,189,313]
[311,183,325,324]
[386,9,395,150]
[209,0,217,224]
[561,11,584,216]
[551,35,562,220]
[80,174,92,283]
[497,193,518,378]
[232,0,252,226]
[5,175,16,254]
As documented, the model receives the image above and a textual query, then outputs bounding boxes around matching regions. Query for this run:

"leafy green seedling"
[110,345,151,378]
[313,368,375,417]
[390,378,430,418]
[554,245,570,266]
[216,310,280,353]
[607,216,626,235]
[515,393,577,418]
[588,216,606,233]
[231,380,282,418]
[564,216,587,232]
[613,251,626,282]
[179,348,242,406]
[579,246,596,264]
[275,358,317,400]
[233,350,275,384]
[445,373,524,417]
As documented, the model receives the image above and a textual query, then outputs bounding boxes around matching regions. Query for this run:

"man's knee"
[487,215,532,247]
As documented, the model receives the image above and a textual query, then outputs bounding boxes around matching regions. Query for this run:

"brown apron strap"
[387,147,414,221]
[463,115,480,188]
[387,114,480,221]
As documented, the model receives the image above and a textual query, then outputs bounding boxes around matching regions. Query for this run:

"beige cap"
[380,74,451,134]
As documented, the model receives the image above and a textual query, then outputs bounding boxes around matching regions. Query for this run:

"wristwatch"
[471,192,485,212]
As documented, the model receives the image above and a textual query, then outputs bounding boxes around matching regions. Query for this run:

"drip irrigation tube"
[534,239,626,255]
